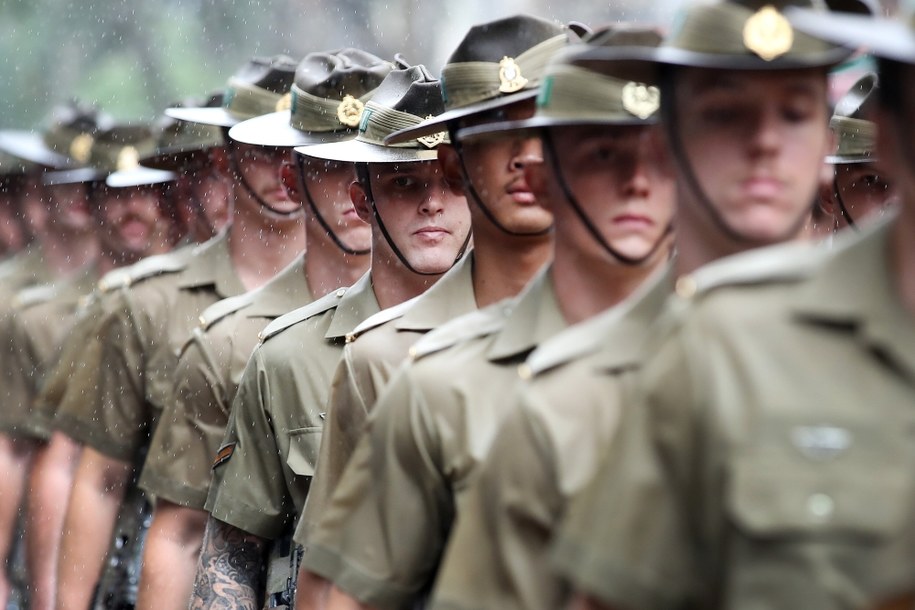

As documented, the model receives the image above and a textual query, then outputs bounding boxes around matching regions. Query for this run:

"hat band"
[289,84,378,133]
[357,101,449,150]
[225,77,285,120]
[538,64,660,123]
[831,115,876,158]
[440,34,567,109]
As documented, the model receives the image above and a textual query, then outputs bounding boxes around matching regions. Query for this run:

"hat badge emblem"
[498,57,528,93]
[622,82,660,120]
[117,146,140,171]
[69,133,94,164]
[275,92,292,112]
[417,116,446,149]
[743,5,794,61]
[337,95,365,128]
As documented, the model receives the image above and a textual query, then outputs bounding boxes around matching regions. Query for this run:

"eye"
[391,175,417,188]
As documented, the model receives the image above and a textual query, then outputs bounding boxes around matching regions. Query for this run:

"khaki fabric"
[429,266,673,610]
[205,272,379,540]
[139,256,311,509]
[297,253,477,547]
[0,243,51,289]
[301,268,567,610]
[56,233,244,462]
[0,263,99,438]
[552,219,915,610]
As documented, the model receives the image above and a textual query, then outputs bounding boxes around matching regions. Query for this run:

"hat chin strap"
[229,148,304,219]
[542,129,672,266]
[295,156,369,256]
[831,174,859,230]
[447,125,553,238]
[355,163,469,276]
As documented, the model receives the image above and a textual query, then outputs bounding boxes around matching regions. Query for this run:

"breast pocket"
[286,427,322,478]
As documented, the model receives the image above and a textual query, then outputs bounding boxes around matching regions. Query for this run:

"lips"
[741,176,784,200]
[413,225,451,240]
[507,180,537,205]
[612,214,654,228]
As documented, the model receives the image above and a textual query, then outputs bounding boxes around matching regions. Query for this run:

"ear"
[280,161,301,204]
[818,173,837,217]
[437,144,465,197]
[349,180,373,223]
[208,147,231,175]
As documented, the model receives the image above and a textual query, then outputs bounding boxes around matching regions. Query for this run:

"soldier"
[547,3,915,610]
[820,73,895,231]
[191,63,470,610]
[294,19,567,604]
[52,55,305,610]
[134,49,391,610]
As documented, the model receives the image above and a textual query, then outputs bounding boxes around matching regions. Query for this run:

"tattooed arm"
[189,515,268,610]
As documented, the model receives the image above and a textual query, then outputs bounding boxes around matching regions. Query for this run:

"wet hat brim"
[42,167,106,186]
[228,111,356,148]
[787,9,915,65]
[824,154,877,164]
[165,106,240,128]
[106,167,176,188]
[0,130,74,169]
[454,113,657,142]
[295,139,438,164]
[384,89,539,145]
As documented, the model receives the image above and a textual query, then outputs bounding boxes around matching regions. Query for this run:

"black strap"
[228,148,304,219]
[295,155,370,256]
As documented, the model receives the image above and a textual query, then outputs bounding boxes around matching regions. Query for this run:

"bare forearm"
[189,516,267,610]
[25,433,80,610]
[294,567,332,610]
[566,593,622,610]
[0,435,33,610]
[324,585,377,610]
[136,500,207,610]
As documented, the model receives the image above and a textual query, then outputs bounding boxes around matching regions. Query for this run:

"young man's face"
[0,189,25,255]
[230,142,301,218]
[874,64,915,219]
[828,162,895,228]
[450,100,554,235]
[295,157,371,253]
[97,183,175,258]
[46,181,94,233]
[538,124,675,264]
[177,164,233,239]
[674,67,831,243]
[356,160,470,274]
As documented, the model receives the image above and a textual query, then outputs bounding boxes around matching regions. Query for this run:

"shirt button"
[518,364,532,380]
[675,275,697,299]
[336,288,346,297]
[807,493,835,519]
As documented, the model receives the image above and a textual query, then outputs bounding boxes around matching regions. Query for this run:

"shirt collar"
[325,271,381,340]
[244,254,310,319]
[395,251,478,332]
[176,232,245,298]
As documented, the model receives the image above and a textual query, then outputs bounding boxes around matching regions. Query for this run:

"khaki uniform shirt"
[552,219,915,610]
[301,268,567,610]
[56,233,243,462]
[297,253,477,546]
[139,255,311,509]
[205,272,379,540]
[429,265,673,610]
[0,263,99,438]
[0,243,51,290]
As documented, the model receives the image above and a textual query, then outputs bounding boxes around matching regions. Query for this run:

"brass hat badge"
[337,95,365,128]
[622,82,660,120]
[498,57,529,93]
[743,5,794,61]
[69,133,94,164]
[417,116,446,149]
[275,92,292,112]
[117,146,140,171]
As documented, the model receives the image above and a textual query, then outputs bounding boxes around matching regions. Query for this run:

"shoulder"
[12,283,58,310]
[409,299,511,361]
[345,296,419,344]
[120,249,192,288]
[258,286,349,343]
[197,292,256,331]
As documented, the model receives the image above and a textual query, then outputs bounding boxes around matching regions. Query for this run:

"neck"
[227,205,307,291]
[551,240,670,326]
[369,246,442,310]
[470,229,553,308]
[892,204,915,317]
[303,228,370,298]
[39,227,98,277]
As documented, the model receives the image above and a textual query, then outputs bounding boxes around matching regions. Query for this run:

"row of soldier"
[0,1,910,609]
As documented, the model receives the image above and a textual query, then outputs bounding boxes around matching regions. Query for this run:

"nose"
[748,106,782,157]
[419,178,447,216]
[623,134,661,198]
[509,136,543,172]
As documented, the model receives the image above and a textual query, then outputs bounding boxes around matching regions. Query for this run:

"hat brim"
[787,8,915,65]
[165,106,240,128]
[228,111,356,148]
[384,89,539,145]
[0,130,74,169]
[824,154,877,164]
[296,139,439,164]
[141,146,215,171]
[42,168,106,186]
[106,167,176,188]
[454,114,657,142]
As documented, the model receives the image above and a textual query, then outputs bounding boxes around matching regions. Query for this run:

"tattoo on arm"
[188,517,267,610]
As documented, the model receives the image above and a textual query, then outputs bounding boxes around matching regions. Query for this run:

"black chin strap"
[228,147,303,218]
[542,129,672,266]
[831,174,859,231]
[295,156,369,256]
[447,125,553,238]
[355,163,469,276]
[661,71,811,246]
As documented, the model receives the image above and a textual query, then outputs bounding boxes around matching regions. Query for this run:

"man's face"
[537,124,675,264]
[46,181,94,233]
[453,100,553,235]
[360,161,470,274]
[831,162,895,228]
[177,166,233,241]
[0,190,25,255]
[674,67,831,243]
[230,142,301,218]
[298,157,371,253]
[98,184,174,258]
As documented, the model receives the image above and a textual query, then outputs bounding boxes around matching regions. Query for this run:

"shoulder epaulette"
[345,295,420,344]
[12,284,58,310]
[674,240,825,302]
[123,251,191,287]
[97,268,132,293]
[409,301,510,361]
[197,292,256,331]
[258,286,348,344]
